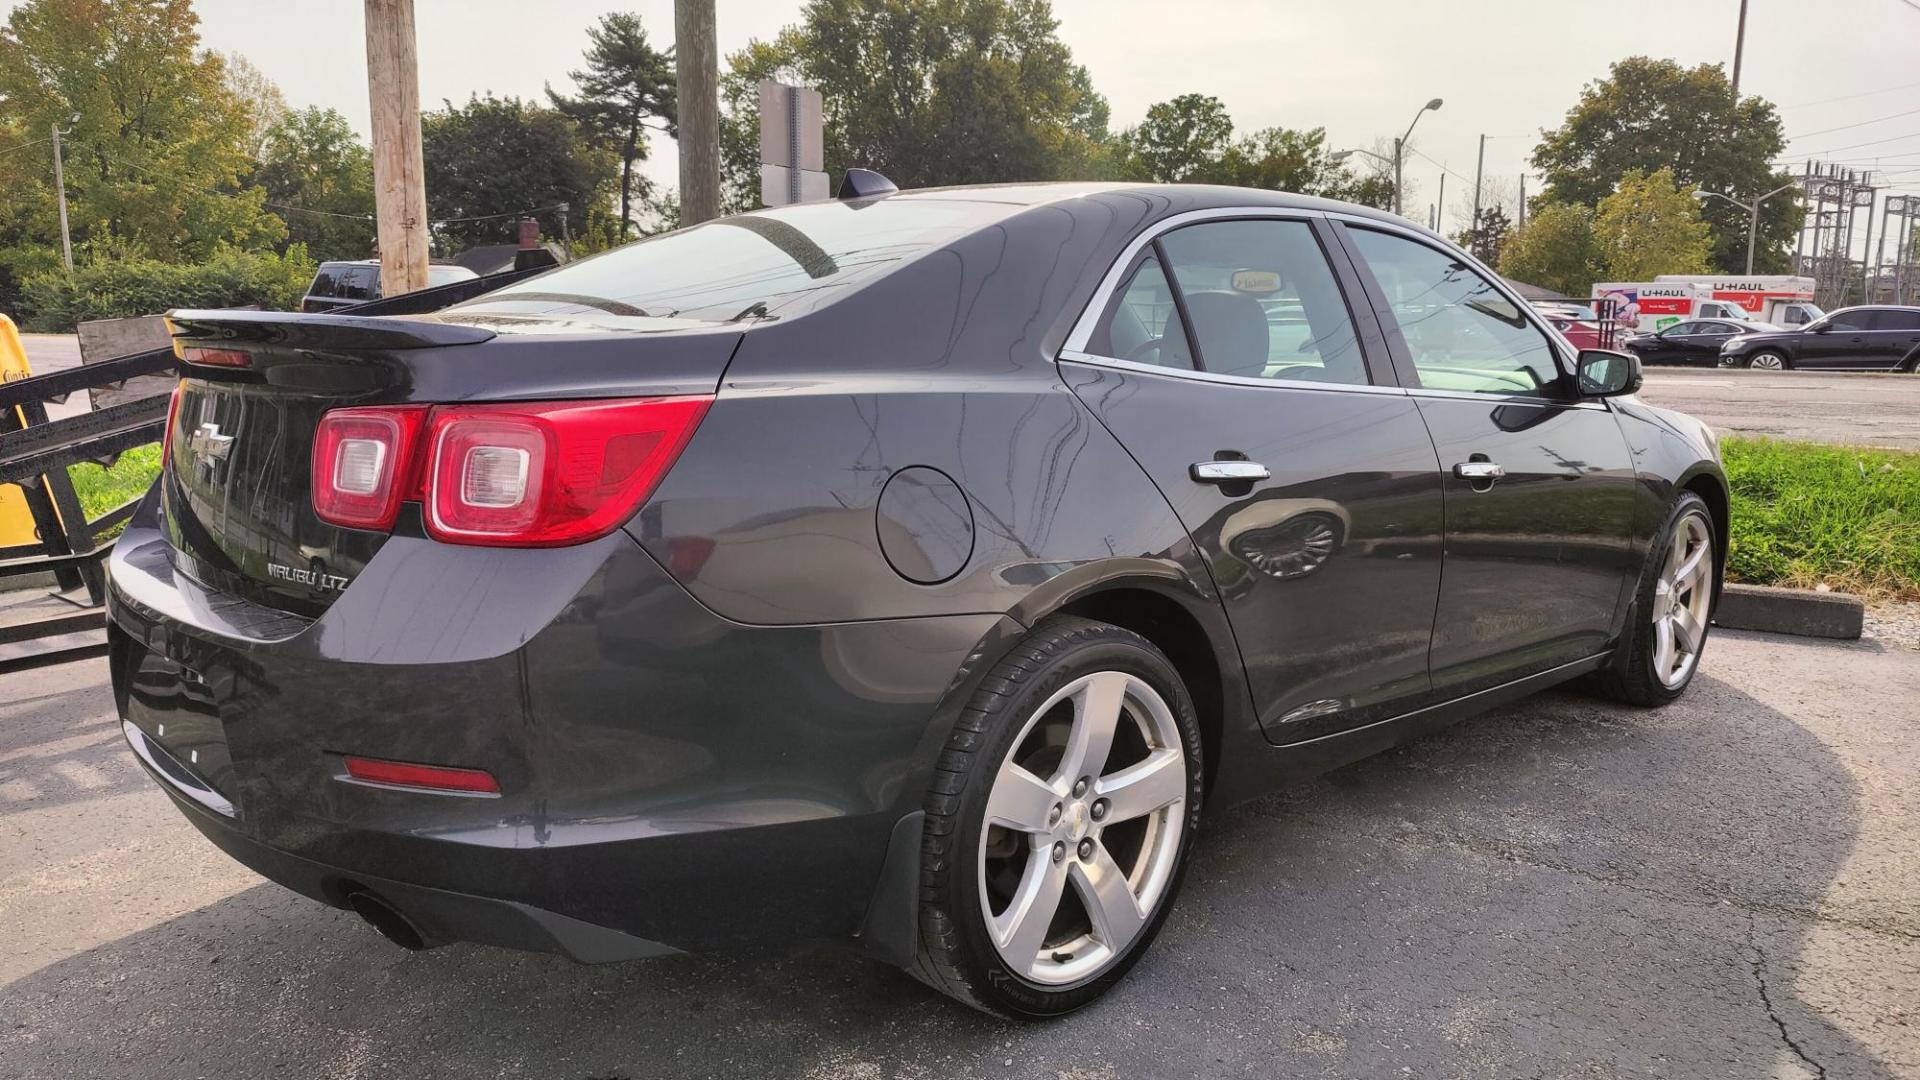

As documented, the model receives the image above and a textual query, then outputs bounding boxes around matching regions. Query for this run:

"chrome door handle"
[1453,461,1505,481]
[1191,460,1271,484]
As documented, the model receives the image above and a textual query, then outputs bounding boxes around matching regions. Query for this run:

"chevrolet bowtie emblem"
[188,422,234,478]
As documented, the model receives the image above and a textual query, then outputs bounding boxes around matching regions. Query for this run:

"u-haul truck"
[1591,277,1822,333]
[1653,275,1822,328]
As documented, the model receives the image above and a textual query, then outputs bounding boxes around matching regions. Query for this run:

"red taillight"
[310,396,710,546]
[312,406,427,530]
[342,755,500,795]
[423,397,711,547]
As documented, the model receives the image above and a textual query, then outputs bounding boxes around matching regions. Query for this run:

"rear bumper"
[107,492,1007,959]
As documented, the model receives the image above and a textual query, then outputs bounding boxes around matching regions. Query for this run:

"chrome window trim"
[1056,203,1612,411]
[1058,349,1410,397]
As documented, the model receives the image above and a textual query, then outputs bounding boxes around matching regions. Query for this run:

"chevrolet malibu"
[112,178,1726,1020]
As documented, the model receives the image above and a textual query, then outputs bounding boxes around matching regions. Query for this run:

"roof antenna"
[837,168,898,200]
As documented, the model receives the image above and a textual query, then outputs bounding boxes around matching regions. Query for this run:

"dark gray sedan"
[113,179,1725,1020]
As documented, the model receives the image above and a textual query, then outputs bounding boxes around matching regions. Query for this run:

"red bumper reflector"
[342,755,500,795]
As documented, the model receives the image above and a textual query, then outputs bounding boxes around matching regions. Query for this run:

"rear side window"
[454,197,1021,330]
[1156,220,1368,384]
[1346,227,1564,396]
[308,268,339,297]
[1867,309,1920,331]
[337,267,378,300]
[1090,255,1193,369]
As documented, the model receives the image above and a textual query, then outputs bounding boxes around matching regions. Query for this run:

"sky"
[22,0,1920,234]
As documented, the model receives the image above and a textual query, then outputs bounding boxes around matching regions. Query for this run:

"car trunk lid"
[163,309,741,617]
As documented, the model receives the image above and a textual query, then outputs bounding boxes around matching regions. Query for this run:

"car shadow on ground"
[0,672,1901,1079]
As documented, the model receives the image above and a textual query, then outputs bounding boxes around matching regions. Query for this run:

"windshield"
[450,196,1023,331]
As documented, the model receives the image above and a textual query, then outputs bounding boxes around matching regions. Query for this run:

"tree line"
[0,0,1821,323]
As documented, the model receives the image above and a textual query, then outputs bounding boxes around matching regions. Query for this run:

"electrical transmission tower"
[1877,195,1920,306]
[1794,162,1878,306]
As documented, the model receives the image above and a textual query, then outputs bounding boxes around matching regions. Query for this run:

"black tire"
[911,615,1204,1020]
[1743,350,1790,370]
[1588,492,1716,707]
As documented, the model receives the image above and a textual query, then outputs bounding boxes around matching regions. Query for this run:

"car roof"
[887,180,1410,225]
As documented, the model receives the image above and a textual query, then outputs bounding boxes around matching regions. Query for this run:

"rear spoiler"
[167,309,496,352]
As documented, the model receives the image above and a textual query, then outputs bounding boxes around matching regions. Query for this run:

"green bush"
[1723,436,1920,601]
[20,245,316,331]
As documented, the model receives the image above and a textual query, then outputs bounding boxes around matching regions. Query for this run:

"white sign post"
[758,81,828,207]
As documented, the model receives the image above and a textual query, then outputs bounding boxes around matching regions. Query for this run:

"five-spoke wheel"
[979,671,1187,985]
[912,616,1201,1019]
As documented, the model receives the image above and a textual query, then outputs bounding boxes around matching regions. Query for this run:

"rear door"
[1332,220,1638,693]
[1863,309,1920,369]
[1060,212,1445,744]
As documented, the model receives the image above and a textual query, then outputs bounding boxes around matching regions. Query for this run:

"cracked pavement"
[2,629,1916,1079]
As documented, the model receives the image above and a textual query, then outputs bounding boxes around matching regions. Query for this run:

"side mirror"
[1810,322,1830,333]
[1576,349,1641,397]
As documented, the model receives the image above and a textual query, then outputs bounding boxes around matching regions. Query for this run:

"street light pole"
[1695,182,1798,275]
[1392,98,1443,218]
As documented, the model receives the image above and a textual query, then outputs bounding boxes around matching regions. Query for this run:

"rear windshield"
[448,196,1017,331]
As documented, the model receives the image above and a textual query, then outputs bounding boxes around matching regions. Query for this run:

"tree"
[222,53,288,160]
[1498,202,1601,297]
[1115,93,1233,182]
[0,0,285,263]
[255,108,375,261]
[548,12,676,238]
[717,0,1111,207]
[1458,204,1512,266]
[421,95,617,249]
[1533,57,1799,273]
[1592,167,1713,281]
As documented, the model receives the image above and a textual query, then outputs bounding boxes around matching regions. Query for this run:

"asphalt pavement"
[1636,367,1920,450]
[2,630,1915,1079]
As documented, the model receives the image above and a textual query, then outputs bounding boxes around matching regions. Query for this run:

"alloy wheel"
[977,671,1187,986]
[1748,352,1786,371]
[1651,511,1713,688]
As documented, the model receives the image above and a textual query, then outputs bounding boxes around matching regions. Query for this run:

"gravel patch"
[1865,601,1920,651]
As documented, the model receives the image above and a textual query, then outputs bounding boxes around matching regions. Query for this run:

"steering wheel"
[1124,337,1178,365]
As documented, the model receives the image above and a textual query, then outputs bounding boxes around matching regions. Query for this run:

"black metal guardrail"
[0,261,556,673]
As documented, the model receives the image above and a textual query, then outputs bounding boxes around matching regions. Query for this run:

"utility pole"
[1392,138,1403,217]
[50,121,73,272]
[1436,172,1445,234]
[1471,134,1486,241]
[363,0,429,295]
[1518,174,1526,228]
[675,0,720,225]
[1730,0,1750,98]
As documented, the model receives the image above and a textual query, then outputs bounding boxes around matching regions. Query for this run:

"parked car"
[299,259,479,312]
[117,180,1726,1021]
[1624,318,1781,366]
[1718,305,1920,370]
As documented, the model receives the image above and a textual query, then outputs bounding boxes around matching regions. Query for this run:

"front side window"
[1666,321,1700,336]
[1826,310,1871,332]
[1347,227,1564,396]
[1157,220,1368,384]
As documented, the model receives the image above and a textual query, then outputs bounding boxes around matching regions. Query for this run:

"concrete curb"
[1714,583,1864,640]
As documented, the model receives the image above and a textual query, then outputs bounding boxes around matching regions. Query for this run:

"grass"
[1723,436,1920,602]
[66,443,161,536]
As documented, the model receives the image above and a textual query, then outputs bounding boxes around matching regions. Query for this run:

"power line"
[1788,105,1920,141]
[0,135,55,157]
[1781,78,1920,110]
[1792,128,1920,155]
